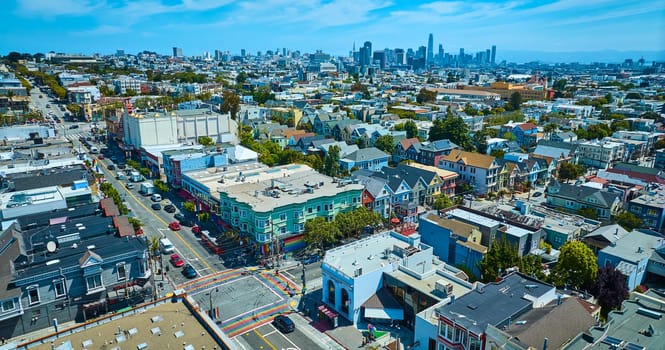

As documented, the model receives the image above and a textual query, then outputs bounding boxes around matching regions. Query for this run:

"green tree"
[416,88,437,103]
[558,162,585,182]
[478,238,522,283]
[489,149,505,159]
[127,217,143,231]
[374,135,394,154]
[221,90,240,120]
[507,92,523,110]
[428,112,475,151]
[183,201,196,213]
[577,207,599,220]
[403,120,419,139]
[253,85,275,105]
[615,211,643,231]
[197,136,214,146]
[304,217,341,250]
[432,195,454,210]
[550,241,597,290]
[323,145,341,178]
[611,120,630,132]
[335,207,382,238]
[501,131,517,142]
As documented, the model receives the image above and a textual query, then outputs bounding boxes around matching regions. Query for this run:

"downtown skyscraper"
[427,33,434,64]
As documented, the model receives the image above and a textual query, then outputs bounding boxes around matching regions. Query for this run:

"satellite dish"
[46,241,57,253]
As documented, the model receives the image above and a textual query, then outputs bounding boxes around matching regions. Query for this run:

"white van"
[159,238,175,254]
[151,194,162,202]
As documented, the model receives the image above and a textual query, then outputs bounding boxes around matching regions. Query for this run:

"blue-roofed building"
[435,272,557,350]
[597,229,665,291]
[418,139,459,166]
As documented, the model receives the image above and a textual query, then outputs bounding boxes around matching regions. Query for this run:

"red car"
[170,254,184,267]
[192,225,202,235]
[168,221,181,231]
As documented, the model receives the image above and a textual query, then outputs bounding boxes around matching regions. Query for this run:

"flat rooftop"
[0,186,65,211]
[217,164,363,212]
[22,296,230,349]
[446,208,501,228]
[388,267,472,301]
[324,231,410,279]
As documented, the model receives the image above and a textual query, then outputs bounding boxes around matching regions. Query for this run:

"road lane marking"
[96,156,214,273]
[252,329,277,350]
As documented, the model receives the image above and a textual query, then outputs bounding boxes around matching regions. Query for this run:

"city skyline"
[1,0,664,63]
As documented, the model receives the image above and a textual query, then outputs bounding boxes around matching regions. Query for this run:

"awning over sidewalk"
[362,288,404,320]
[364,307,404,320]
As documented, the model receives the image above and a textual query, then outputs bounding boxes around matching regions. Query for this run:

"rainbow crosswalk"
[178,268,301,338]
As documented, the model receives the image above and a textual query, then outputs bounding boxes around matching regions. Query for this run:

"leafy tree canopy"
[550,241,597,290]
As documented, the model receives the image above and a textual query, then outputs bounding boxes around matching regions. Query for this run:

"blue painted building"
[163,147,229,188]
[419,212,487,279]
[339,147,389,172]
[321,231,434,326]
[597,229,664,290]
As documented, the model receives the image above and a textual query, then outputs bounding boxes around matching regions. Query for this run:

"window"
[86,275,103,293]
[308,207,313,214]
[280,227,287,234]
[54,280,66,298]
[317,205,321,212]
[256,220,266,228]
[240,210,247,218]
[28,287,40,305]
[242,223,248,231]
[117,263,127,281]
[233,206,238,212]
[1,299,15,312]
[279,213,286,221]
[469,336,481,350]
[294,223,304,232]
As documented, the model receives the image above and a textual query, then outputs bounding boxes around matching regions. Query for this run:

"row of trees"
[480,239,627,317]
[303,207,382,250]
[99,182,129,215]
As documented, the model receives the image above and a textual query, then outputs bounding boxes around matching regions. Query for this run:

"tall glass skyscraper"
[427,33,434,64]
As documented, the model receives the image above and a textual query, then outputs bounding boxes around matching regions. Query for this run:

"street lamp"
[208,288,219,315]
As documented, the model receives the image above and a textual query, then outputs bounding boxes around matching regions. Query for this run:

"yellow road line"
[97,155,214,272]
[252,329,278,350]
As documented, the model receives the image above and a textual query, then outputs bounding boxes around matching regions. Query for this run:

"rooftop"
[323,231,413,279]
[22,296,230,349]
[218,164,363,212]
[436,272,555,335]
[445,208,502,229]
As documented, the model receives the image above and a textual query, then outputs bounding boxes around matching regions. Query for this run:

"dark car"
[272,315,295,333]
[174,213,185,222]
[69,124,79,129]
[151,203,161,210]
[302,254,321,265]
[117,163,126,170]
[164,204,176,213]
[182,264,197,279]
[107,164,115,170]
[532,192,543,198]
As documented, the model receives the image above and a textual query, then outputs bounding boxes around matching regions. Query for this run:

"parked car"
[302,254,321,265]
[169,221,181,231]
[107,164,115,170]
[272,315,295,333]
[174,213,185,222]
[192,225,202,235]
[182,264,197,279]
[69,124,79,129]
[170,254,184,267]
[151,203,161,210]
[164,204,176,213]
[125,183,135,190]
[532,192,543,198]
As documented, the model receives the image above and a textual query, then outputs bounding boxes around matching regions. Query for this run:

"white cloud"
[15,0,102,17]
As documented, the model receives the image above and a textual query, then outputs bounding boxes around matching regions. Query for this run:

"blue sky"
[2,0,664,61]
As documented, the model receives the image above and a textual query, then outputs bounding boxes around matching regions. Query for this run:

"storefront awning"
[364,307,404,320]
